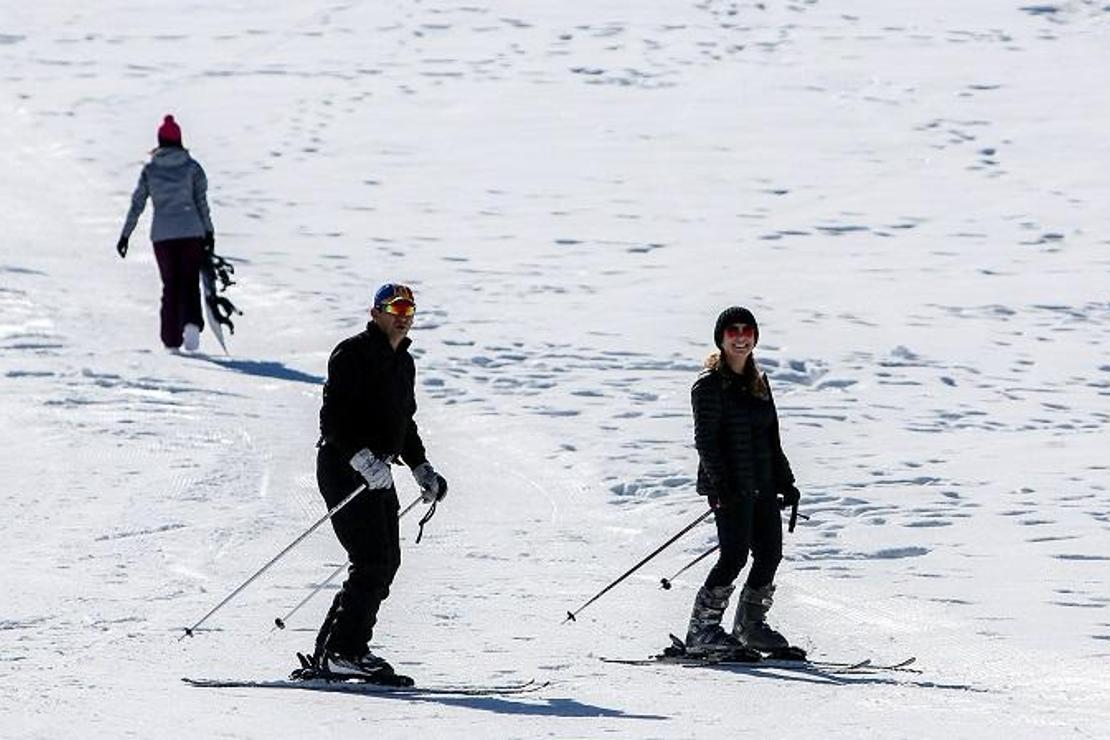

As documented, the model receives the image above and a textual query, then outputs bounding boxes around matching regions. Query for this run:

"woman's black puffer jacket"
[692,365,794,503]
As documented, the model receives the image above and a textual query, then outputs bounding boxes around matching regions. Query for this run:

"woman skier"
[117,114,214,352]
[684,306,802,657]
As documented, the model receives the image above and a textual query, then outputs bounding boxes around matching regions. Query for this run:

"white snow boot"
[183,323,201,352]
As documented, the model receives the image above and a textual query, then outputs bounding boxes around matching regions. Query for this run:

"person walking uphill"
[312,283,448,684]
[684,306,803,658]
[117,114,214,352]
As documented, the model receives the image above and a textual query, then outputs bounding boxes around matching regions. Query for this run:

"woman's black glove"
[116,236,128,258]
[778,484,801,510]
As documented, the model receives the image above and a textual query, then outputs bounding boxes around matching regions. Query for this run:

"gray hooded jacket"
[120,148,213,243]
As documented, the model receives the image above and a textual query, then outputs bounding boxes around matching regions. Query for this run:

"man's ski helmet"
[373,283,415,310]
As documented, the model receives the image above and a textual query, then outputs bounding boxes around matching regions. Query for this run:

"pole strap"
[415,500,437,543]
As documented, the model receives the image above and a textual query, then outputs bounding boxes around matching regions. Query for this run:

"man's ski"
[182,676,547,697]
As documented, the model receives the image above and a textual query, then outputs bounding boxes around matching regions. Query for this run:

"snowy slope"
[2,1,1108,737]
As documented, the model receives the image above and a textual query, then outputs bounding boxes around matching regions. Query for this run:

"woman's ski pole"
[658,505,811,590]
[652,503,812,590]
[272,495,423,631]
[660,544,720,590]
[563,508,713,623]
[181,482,368,639]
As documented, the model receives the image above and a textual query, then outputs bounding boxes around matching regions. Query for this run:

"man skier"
[312,282,448,683]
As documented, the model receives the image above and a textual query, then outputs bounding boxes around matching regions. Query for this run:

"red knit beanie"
[157,115,182,146]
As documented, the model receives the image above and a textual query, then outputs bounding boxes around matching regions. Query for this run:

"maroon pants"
[153,238,205,348]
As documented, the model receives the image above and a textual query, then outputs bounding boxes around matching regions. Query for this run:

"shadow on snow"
[364,693,668,719]
[186,354,324,386]
[697,663,988,693]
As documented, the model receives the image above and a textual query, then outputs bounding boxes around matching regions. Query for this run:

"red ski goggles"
[723,324,756,341]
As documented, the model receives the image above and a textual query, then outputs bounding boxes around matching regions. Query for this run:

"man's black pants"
[313,444,400,659]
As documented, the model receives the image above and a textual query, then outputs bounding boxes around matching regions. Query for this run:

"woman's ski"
[600,654,918,673]
[600,634,918,674]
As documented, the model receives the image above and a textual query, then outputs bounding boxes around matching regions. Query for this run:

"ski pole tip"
[564,611,576,623]
[274,618,285,630]
[660,578,672,590]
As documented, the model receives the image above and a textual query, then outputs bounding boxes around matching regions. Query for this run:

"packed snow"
[1,1,1108,737]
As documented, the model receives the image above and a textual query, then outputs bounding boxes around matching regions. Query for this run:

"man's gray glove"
[412,462,447,503]
[349,449,394,490]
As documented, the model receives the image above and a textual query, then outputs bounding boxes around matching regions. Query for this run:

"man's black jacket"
[319,322,427,467]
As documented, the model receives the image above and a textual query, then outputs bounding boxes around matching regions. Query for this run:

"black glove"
[116,236,128,258]
[203,231,215,253]
[778,484,801,510]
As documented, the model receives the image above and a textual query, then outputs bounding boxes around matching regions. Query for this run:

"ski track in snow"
[2,1,1109,737]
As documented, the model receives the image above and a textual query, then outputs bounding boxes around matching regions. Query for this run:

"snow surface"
[2,1,1109,737]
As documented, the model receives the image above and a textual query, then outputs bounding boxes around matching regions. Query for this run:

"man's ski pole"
[181,482,369,639]
[272,495,423,631]
[563,508,713,624]
[660,544,720,590]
